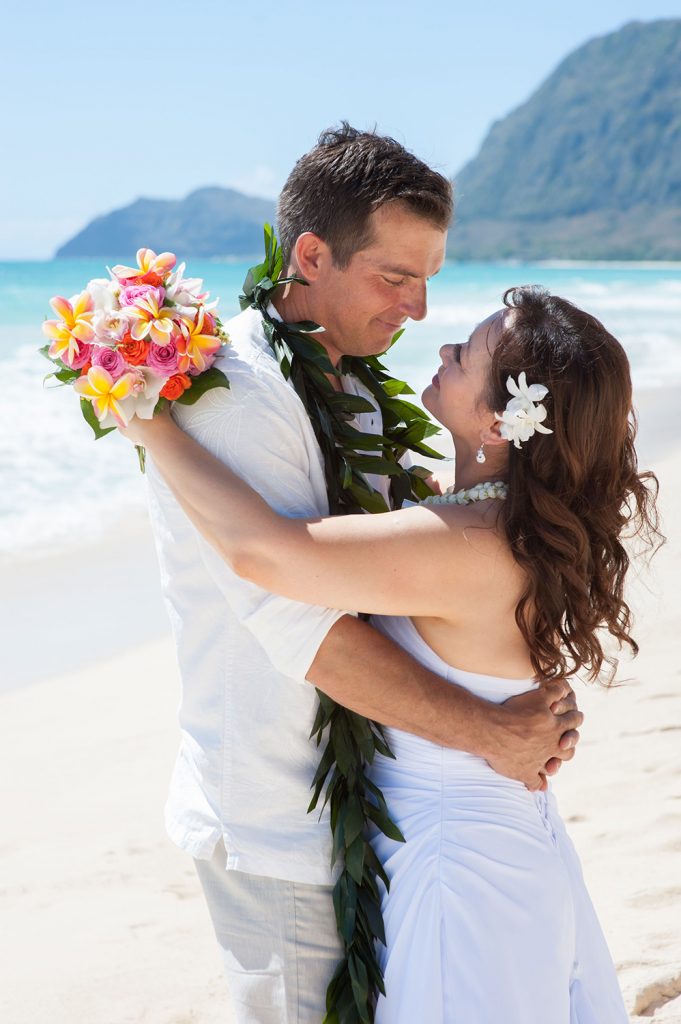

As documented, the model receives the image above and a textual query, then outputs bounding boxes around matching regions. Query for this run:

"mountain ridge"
[55,187,276,260]
[449,19,681,259]
[56,20,681,262]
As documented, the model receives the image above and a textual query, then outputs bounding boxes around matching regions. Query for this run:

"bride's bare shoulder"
[425,500,523,589]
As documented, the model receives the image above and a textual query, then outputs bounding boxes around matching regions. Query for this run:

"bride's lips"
[431,373,440,389]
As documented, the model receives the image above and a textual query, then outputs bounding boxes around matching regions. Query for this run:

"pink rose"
[92,345,128,379]
[147,339,179,375]
[118,284,163,307]
[64,341,93,370]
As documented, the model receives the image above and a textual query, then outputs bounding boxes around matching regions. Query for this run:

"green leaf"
[345,836,365,885]
[52,366,81,384]
[79,399,116,440]
[387,326,405,349]
[345,455,398,476]
[347,483,390,515]
[343,793,365,847]
[364,844,391,890]
[358,888,387,947]
[332,715,357,776]
[333,873,358,944]
[348,952,371,1023]
[381,377,415,397]
[364,803,406,843]
[308,741,337,809]
[325,393,377,416]
[173,367,230,406]
[288,332,336,373]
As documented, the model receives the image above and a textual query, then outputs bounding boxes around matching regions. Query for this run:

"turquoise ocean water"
[1,259,679,558]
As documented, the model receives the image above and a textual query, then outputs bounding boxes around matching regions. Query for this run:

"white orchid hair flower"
[495,371,553,449]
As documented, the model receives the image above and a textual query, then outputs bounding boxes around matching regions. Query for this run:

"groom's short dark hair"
[277,123,453,267]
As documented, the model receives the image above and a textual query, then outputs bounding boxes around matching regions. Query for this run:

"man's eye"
[383,276,405,287]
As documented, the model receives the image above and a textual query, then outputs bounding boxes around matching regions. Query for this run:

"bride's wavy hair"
[485,286,662,683]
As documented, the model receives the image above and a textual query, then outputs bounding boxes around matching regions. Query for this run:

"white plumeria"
[92,308,131,345]
[423,481,508,506]
[495,372,553,450]
[165,263,219,314]
[86,277,119,313]
[95,367,166,430]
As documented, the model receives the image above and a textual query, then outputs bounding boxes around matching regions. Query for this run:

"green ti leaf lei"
[240,225,443,1024]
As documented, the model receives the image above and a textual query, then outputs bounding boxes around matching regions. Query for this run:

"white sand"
[1,389,679,1023]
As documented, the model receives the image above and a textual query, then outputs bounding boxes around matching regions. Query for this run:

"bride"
[122,285,660,1022]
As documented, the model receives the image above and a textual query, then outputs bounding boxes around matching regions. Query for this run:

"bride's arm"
[124,414,508,618]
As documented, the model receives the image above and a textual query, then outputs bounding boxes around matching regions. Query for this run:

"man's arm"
[139,365,580,788]
[307,616,581,792]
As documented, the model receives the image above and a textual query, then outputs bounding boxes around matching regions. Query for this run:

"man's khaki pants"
[195,840,343,1023]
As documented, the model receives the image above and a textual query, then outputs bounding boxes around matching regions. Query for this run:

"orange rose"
[118,335,150,366]
[160,373,192,400]
[201,312,216,335]
[79,362,92,376]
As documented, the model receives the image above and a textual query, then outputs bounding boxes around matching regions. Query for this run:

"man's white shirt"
[146,303,391,885]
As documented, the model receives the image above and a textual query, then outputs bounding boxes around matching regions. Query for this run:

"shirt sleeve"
[156,361,348,682]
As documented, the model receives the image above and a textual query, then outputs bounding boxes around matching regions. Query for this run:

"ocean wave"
[0,343,146,557]
[2,267,680,558]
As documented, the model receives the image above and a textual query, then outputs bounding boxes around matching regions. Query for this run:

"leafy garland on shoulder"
[240,226,443,1024]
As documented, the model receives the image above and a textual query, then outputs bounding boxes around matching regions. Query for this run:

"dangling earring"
[476,444,486,464]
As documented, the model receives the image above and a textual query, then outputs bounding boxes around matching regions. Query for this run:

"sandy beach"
[1,387,679,1023]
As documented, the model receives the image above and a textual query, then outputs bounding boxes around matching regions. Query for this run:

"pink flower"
[92,345,128,379]
[112,248,177,287]
[126,287,176,345]
[119,284,162,307]
[63,341,93,370]
[147,339,180,375]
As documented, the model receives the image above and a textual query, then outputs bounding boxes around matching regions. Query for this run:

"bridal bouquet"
[40,248,230,451]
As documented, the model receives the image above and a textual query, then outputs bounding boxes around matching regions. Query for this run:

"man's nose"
[401,281,428,322]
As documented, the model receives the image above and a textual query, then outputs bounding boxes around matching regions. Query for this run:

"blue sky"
[4,0,680,259]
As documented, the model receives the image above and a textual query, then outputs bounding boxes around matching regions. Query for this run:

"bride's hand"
[118,407,175,448]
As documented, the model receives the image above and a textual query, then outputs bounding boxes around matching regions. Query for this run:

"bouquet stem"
[135,444,146,474]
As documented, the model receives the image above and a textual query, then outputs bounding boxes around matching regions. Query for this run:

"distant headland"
[56,19,681,263]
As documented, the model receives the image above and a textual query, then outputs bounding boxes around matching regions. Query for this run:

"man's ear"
[292,232,332,282]
[479,419,508,449]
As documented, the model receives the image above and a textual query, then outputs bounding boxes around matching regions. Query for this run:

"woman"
[122,286,660,1022]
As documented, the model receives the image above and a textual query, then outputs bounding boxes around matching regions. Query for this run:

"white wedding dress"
[368,615,629,1024]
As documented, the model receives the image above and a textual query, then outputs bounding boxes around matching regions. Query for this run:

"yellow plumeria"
[73,366,136,428]
[177,306,221,373]
[41,293,95,364]
[112,247,176,285]
[126,288,177,346]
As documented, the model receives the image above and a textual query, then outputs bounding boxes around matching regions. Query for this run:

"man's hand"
[484,681,583,792]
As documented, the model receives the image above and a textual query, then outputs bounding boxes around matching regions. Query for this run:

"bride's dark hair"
[485,286,662,682]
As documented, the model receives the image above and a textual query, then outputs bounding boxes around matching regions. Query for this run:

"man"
[146,124,582,1023]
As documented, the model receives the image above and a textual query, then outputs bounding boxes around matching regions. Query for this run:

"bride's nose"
[439,344,455,363]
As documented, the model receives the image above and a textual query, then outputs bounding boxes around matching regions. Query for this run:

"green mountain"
[55,187,276,260]
[449,19,681,260]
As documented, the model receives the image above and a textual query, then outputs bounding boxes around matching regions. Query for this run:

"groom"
[146,124,583,1023]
